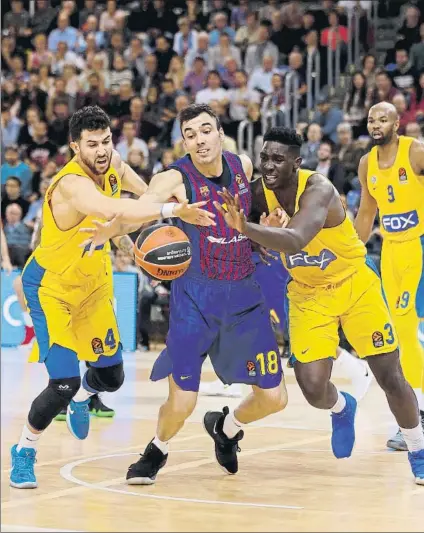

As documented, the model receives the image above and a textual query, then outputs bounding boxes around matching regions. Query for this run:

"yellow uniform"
[366,136,424,389]
[262,169,398,363]
[22,159,121,364]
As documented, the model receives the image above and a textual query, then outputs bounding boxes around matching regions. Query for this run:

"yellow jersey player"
[9,105,215,489]
[355,102,424,451]
[217,126,424,485]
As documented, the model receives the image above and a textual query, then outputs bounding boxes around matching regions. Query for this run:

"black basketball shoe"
[126,440,168,485]
[89,394,115,418]
[203,406,244,474]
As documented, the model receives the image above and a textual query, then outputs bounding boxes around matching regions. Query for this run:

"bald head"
[369,102,398,120]
[367,102,399,146]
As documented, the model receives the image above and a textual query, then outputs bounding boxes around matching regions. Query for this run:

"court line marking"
[0,526,82,532]
[1,432,209,474]
[3,433,334,511]
[60,448,307,511]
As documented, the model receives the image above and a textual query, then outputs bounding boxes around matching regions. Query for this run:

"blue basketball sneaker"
[66,398,90,440]
[408,449,424,485]
[10,445,37,489]
[331,392,357,459]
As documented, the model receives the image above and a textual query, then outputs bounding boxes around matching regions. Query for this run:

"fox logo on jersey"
[381,210,419,233]
[285,249,337,270]
[398,168,408,183]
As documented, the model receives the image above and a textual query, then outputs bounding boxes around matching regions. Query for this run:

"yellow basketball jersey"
[262,169,366,286]
[367,136,424,242]
[31,158,121,283]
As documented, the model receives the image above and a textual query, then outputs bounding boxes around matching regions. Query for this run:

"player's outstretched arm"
[60,173,215,226]
[354,154,378,243]
[216,175,334,254]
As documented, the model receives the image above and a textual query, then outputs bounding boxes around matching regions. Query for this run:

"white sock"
[72,387,95,403]
[334,348,367,379]
[22,311,33,327]
[223,410,243,438]
[400,424,424,452]
[152,436,169,455]
[330,390,347,414]
[413,388,424,411]
[17,424,41,452]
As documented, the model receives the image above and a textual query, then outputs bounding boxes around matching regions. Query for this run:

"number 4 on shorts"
[105,328,116,350]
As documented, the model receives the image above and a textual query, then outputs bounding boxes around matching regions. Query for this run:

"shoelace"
[14,454,36,469]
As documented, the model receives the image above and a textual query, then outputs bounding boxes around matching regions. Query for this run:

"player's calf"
[10,377,81,489]
[367,350,424,484]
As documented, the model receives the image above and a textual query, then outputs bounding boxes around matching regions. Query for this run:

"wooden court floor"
[1,347,423,532]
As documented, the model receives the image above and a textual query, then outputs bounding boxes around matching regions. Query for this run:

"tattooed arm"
[111,234,134,258]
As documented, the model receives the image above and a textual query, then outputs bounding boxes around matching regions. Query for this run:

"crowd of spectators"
[2,0,424,346]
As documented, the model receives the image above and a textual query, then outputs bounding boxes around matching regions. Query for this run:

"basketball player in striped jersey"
[85,103,289,484]
[355,102,424,450]
[10,105,214,489]
[217,126,424,484]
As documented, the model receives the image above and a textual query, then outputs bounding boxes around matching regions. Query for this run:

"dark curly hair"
[179,103,221,135]
[263,127,303,156]
[69,105,111,142]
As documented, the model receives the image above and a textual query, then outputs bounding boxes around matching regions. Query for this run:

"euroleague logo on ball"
[134,224,192,281]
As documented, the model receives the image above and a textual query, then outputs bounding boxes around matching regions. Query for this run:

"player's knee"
[371,350,406,393]
[297,376,327,407]
[164,394,197,420]
[253,384,288,415]
[89,363,124,393]
[28,377,81,431]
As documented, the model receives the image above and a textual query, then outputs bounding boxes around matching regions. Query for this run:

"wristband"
[161,202,177,219]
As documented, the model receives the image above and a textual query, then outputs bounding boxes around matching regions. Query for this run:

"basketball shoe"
[89,394,115,417]
[388,412,424,451]
[203,406,244,474]
[126,440,168,485]
[9,445,37,489]
[408,449,424,485]
[331,392,357,458]
[66,398,90,440]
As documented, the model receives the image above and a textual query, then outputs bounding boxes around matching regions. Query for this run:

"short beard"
[80,152,111,176]
[371,131,394,146]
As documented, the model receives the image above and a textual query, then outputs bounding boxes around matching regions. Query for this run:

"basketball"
[133,223,192,281]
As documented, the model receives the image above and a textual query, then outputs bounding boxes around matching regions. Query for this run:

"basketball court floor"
[1,347,423,532]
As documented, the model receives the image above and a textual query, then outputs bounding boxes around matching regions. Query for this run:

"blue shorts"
[150,273,283,391]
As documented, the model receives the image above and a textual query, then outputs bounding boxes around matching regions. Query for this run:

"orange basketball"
[134,223,192,281]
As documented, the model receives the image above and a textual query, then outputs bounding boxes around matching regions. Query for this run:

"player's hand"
[79,214,123,256]
[1,257,14,275]
[174,200,216,227]
[214,188,247,234]
[260,208,289,228]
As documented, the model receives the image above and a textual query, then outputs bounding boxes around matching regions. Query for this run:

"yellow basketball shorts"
[286,259,398,363]
[22,257,120,363]
[381,237,424,388]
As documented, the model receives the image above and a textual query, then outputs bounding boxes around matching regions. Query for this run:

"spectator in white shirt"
[208,32,242,72]
[247,55,279,95]
[184,31,210,71]
[99,0,127,32]
[116,121,149,163]
[173,16,198,57]
[195,70,228,106]
[244,22,279,74]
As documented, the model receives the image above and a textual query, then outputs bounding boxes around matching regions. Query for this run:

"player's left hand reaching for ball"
[214,188,247,234]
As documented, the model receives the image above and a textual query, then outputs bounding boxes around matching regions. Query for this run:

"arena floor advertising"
[1,347,423,532]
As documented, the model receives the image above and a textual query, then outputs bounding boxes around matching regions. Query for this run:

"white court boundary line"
[60,450,304,511]
[1,526,82,532]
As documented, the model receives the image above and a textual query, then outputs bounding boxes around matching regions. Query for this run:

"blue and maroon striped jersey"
[170,151,254,281]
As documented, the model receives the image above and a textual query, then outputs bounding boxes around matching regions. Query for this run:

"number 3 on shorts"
[256,351,279,375]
